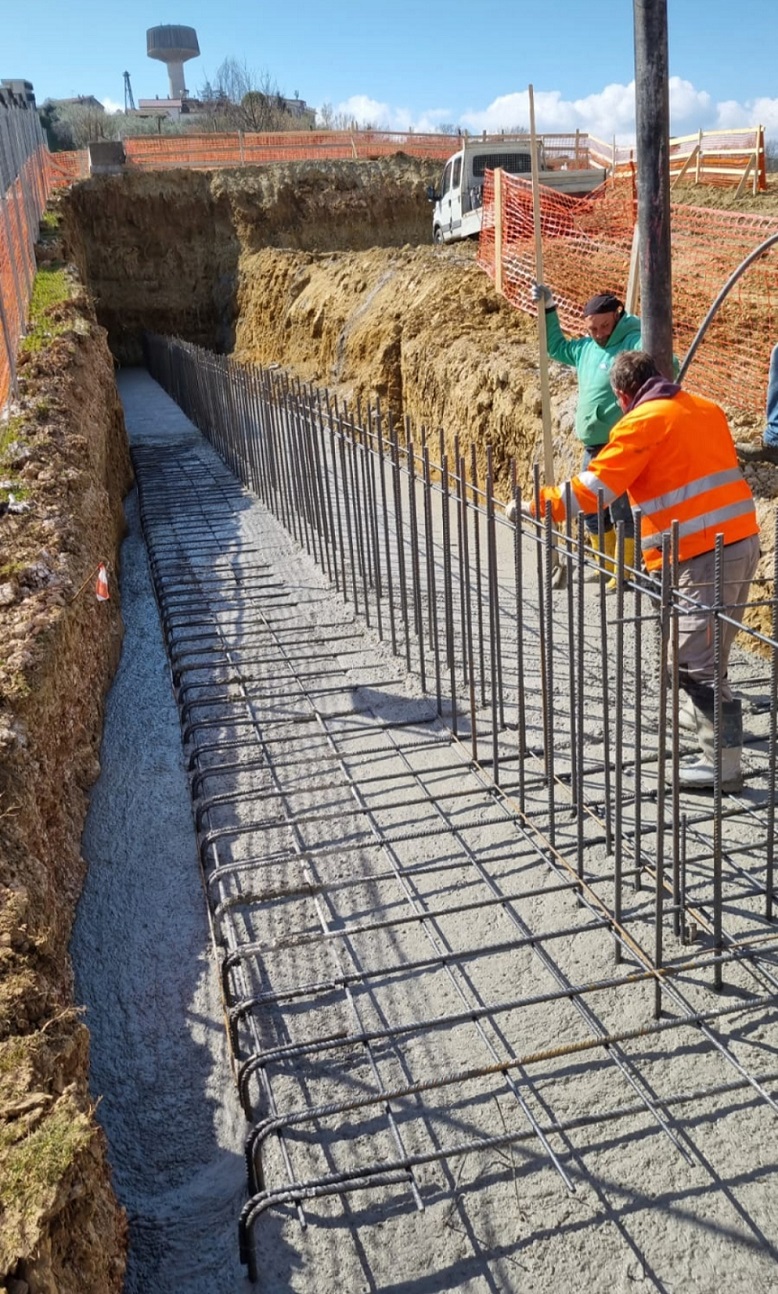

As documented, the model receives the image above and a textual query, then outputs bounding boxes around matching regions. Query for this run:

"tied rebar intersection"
[138,338,778,1281]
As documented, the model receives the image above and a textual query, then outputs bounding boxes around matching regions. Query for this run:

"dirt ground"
[0,278,130,1288]
[3,154,778,1291]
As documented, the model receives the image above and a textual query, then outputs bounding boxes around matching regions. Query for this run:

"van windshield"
[472,152,532,177]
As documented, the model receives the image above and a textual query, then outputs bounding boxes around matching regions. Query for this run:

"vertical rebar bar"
[512,470,527,812]
[454,436,469,688]
[375,402,397,655]
[487,448,506,730]
[596,494,613,854]
[767,509,778,920]
[712,532,725,991]
[470,444,487,707]
[460,455,477,761]
[390,414,412,671]
[654,533,672,1017]
[486,457,499,784]
[613,520,625,964]
[564,493,578,816]
[576,513,586,888]
[407,440,425,689]
[423,445,442,716]
[441,452,458,736]
[670,521,682,939]
[633,508,644,891]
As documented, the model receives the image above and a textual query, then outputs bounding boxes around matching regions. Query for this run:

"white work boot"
[678,699,743,793]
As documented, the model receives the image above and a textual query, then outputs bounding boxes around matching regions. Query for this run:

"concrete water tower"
[146,25,200,99]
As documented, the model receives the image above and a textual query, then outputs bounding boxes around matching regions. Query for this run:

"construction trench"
[4,160,778,1292]
[73,345,778,1293]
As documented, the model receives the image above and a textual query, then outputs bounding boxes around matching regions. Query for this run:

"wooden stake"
[735,153,754,200]
[494,167,504,295]
[625,222,641,315]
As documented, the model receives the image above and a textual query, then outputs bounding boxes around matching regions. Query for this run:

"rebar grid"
[137,342,778,1281]
[145,336,778,968]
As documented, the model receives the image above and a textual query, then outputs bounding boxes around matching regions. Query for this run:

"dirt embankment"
[59,154,778,585]
[59,157,581,495]
[59,157,440,366]
[0,245,131,1291]
[233,243,585,491]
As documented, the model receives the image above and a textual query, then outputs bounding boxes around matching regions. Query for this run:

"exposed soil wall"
[59,157,440,366]
[0,255,131,1290]
[60,170,239,365]
[232,243,584,492]
[58,157,778,499]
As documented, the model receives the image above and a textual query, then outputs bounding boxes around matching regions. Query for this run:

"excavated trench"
[3,157,778,1292]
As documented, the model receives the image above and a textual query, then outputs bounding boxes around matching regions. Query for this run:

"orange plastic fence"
[0,145,51,409]
[123,130,457,170]
[65,131,600,177]
[54,127,766,191]
[478,170,778,416]
[589,126,766,192]
[47,150,89,187]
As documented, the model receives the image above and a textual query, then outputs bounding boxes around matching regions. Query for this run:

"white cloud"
[101,97,124,115]
[716,96,778,132]
[460,78,714,142]
[320,77,777,145]
[668,77,713,123]
[321,94,454,134]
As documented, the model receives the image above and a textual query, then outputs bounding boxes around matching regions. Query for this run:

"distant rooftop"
[1,78,36,107]
[45,94,104,112]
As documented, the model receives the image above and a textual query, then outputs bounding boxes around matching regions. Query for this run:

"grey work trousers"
[676,533,760,702]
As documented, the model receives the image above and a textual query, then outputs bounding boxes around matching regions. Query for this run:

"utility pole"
[633,0,674,378]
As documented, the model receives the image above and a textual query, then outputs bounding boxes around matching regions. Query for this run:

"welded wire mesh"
[145,333,778,997]
[135,347,778,1278]
[136,344,776,1283]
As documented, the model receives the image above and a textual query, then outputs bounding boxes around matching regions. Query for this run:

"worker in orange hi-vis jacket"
[506,349,760,793]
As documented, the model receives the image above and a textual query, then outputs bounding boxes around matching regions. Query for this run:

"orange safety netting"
[123,130,457,170]
[64,131,600,177]
[0,146,50,409]
[478,171,778,416]
[47,150,89,187]
[589,126,766,192]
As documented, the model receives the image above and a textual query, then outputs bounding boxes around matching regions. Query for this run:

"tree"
[39,100,122,150]
[197,58,308,132]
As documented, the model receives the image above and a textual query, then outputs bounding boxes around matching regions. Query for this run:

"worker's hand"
[531,282,555,308]
[505,498,534,524]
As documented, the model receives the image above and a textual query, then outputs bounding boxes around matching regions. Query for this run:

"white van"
[427,138,606,243]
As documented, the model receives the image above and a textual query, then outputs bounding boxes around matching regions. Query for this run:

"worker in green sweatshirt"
[533,285,641,585]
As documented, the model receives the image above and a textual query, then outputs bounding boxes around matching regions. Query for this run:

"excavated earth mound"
[3,155,778,1291]
[0,259,131,1291]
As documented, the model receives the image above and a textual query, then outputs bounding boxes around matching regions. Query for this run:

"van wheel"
[433,226,444,244]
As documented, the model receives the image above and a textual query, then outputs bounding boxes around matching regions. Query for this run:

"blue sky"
[5,0,778,140]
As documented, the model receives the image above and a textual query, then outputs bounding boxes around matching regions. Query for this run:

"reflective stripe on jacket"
[537,380,758,570]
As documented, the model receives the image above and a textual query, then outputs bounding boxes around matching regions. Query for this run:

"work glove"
[531,282,555,309]
[505,498,534,524]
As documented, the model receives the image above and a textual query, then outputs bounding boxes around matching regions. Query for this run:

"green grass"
[0,1098,91,1212]
[20,268,73,354]
[0,414,25,461]
[0,483,28,505]
[39,209,60,232]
